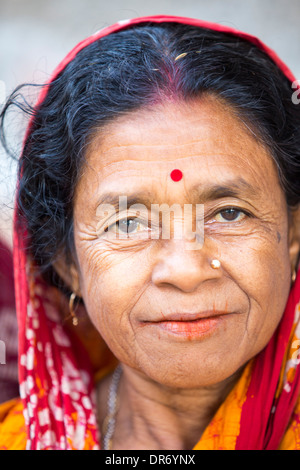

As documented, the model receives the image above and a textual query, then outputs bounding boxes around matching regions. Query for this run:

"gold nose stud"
[211,259,221,269]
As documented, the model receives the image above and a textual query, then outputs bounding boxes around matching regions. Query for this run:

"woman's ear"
[53,255,82,297]
[289,205,300,271]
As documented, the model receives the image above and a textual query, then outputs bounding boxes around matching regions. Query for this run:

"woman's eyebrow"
[96,177,259,210]
[96,192,154,210]
[191,178,259,202]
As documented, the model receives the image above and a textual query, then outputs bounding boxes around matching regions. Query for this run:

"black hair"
[1,22,300,287]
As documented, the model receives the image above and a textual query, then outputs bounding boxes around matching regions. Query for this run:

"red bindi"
[170,169,183,182]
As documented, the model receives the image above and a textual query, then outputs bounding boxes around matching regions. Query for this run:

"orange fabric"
[193,361,253,450]
[0,398,26,450]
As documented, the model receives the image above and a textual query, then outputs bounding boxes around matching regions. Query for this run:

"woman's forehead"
[82,96,278,190]
[91,96,251,155]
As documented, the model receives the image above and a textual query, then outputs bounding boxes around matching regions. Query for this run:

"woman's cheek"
[213,227,290,335]
[77,240,148,333]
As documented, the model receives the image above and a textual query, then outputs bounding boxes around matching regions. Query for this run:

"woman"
[0,15,299,450]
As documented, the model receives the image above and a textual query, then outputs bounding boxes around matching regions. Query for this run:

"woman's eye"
[105,218,146,234]
[214,208,247,223]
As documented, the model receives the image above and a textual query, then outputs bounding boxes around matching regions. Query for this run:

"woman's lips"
[156,317,221,337]
[155,310,230,322]
[143,311,230,339]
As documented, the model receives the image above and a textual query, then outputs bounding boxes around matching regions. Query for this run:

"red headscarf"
[13,15,300,450]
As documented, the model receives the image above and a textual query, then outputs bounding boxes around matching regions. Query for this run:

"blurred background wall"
[1,0,300,246]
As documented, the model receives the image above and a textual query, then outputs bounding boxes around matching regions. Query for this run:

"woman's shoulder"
[0,397,27,450]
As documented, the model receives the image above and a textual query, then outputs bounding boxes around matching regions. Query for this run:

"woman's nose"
[151,240,221,293]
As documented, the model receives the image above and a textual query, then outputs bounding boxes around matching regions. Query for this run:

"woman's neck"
[98,364,242,450]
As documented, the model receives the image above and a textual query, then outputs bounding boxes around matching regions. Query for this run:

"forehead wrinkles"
[85,99,249,157]
[80,149,276,190]
[77,98,281,203]
[87,127,257,167]
[84,126,275,181]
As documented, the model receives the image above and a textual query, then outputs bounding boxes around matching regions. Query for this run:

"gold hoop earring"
[69,292,79,326]
[292,268,297,283]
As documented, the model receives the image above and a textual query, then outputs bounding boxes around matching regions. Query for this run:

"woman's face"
[70,96,299,388]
